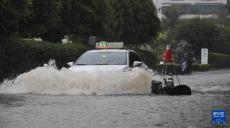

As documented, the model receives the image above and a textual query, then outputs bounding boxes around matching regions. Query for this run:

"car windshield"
[75,51,127,65]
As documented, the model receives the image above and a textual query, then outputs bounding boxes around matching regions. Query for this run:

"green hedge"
[209,52,230,69]
[192,64,210,71]
[0,38,87,82]
[156,63,210,74]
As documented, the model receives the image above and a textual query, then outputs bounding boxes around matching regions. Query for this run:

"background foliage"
[209,52,230,69]
[0,38,86,82]
[0,0,160,45]
[0,0,32,36]
[112,0,160,44]
[20,0,63,42]
[0,0,161,81]
[175,18,219,58]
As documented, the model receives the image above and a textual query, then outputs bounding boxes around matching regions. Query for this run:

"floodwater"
[0,67,230,128]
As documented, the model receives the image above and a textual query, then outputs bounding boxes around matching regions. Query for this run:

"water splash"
[0,65,154,95]
[1,59,230,95]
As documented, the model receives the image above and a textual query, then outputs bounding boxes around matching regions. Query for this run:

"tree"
[112,0,160,44]
[228,0,230,13]
[0,0,32,37]
[175,18,219,58]
[90,0,115,40]
[212,26,230,54]
[215,1,230,28]
[61,0,114,43]
[162,5,184,30]
[20,0,63,42]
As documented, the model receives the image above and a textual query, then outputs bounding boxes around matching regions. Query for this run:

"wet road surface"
[0,69,230,128]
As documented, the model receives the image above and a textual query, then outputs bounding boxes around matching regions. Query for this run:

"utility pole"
[228,0,230,13]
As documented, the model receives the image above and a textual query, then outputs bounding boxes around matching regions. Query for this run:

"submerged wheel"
[151,81,162,94]
[169,85,192,95]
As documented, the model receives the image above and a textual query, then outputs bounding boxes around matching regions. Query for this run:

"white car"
[67,48,191,95]
[67,49,149,72]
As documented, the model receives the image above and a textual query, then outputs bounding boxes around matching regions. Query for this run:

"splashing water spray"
[0,59,154,95]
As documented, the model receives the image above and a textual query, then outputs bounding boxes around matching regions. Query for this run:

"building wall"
[153,0,227,19]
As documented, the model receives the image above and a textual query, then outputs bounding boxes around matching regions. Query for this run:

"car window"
[129,52,142,67]
[76,52,127,65]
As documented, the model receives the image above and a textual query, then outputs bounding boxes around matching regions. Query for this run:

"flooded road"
[0,69,230,128]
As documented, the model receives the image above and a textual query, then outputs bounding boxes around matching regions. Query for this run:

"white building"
[153,0,228,19]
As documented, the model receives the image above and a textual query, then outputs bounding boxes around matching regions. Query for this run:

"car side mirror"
[67,62,74,66]
[133,61,143,67]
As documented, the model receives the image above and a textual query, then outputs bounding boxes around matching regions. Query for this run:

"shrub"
[212,26,230,55]
[209,52,230,69]
[155,63,210,74]
[0,38,87,82]
[192,64,210,71]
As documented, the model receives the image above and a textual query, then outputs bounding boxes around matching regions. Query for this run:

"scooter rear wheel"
[169,84,192,95]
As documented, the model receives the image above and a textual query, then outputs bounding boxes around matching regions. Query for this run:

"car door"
[129,51,149,69]
[128,51,142,67]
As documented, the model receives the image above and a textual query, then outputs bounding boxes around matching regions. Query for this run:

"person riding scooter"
[180,53,191,75]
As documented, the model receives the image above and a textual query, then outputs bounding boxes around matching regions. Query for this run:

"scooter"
[179,55,192,75]
[151,64,192,95]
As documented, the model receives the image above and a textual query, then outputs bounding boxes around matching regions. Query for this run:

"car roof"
[87,49,133,53]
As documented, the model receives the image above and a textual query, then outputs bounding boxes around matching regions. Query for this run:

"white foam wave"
[1,64,230,95]
[0,66,154,95]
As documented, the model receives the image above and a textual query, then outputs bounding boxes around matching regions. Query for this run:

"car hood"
[68,65,130,72]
